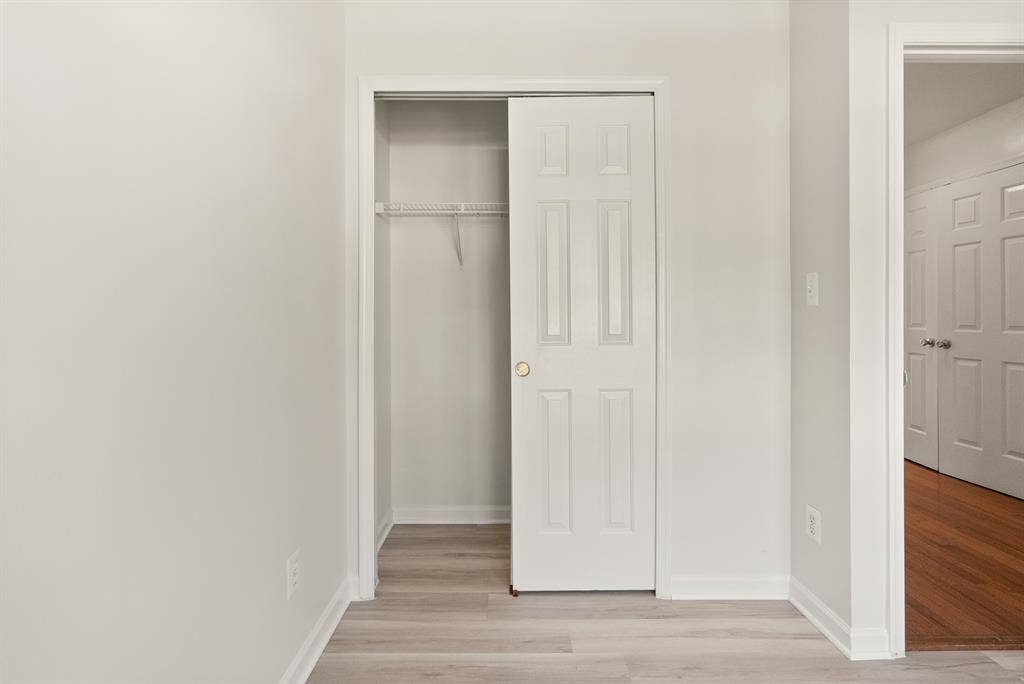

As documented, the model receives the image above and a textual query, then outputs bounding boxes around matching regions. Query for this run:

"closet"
[373,95,658,592]
[374,99,512,537]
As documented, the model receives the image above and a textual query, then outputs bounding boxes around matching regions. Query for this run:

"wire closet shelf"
[374,201,509,217]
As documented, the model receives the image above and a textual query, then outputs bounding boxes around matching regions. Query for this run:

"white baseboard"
[787,577,894,660]
[376,510,394,552]
[849,626,893,661]
[278,574,356,684]
[392,505,510,524]
[670,573,789,600]
[788,576,852,658]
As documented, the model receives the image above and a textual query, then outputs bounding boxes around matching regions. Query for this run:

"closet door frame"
[353,76,672,601]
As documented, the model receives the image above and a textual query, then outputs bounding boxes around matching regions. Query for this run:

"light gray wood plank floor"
[309,524,1023,682]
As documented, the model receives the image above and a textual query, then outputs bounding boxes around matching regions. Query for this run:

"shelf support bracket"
[452,210,464,267]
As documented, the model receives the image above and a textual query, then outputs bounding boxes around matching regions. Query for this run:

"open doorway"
[902,60,1024,650]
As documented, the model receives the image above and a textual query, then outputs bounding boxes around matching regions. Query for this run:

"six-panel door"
[936,163,1024,499]
[508,96,656,590]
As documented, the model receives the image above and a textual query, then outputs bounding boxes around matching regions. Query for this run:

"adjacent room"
[902,61,1024,651]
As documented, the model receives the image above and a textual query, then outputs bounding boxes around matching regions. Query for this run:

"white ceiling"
[904,63,1024,145]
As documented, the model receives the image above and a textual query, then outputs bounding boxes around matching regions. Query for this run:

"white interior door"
[936,162,1024,499]
[508,96,656,590]
[904,189,940,469]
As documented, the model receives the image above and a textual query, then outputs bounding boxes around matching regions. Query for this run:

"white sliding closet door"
[936,163,1024,499]
[508,96,656,591]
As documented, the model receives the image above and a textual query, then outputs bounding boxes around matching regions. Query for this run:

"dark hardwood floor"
[905,460,1024,651]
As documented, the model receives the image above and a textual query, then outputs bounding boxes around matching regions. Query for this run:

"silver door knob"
[514,361,530,377]
[936,339,952,349]
[920,338,936,347]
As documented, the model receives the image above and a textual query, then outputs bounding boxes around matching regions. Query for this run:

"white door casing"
[887,23,1024,658]
[904,190,939,469]
[508,96,656,590]
[936,163,1024,499]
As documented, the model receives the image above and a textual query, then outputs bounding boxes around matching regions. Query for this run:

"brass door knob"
[514,361,530,377]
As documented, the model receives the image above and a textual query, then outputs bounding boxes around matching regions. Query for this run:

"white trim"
[904,155,1024,198]
[850,627,893,662]
[885,22,1024,660]
[375,509,394,552]
[653,77,673,602]
[788,576,851,659]
[901,23,1024,62]
[393,505,511,524]
[670,574,789,601]
[356,76,376,601]
[904,48,1024,63]
[278,575,355,684]
[354,76,672,602]
[886,23,907,661]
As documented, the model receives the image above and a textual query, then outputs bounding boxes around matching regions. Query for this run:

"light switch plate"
[805,272,820,307]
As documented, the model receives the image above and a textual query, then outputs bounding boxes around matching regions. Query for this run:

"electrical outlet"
[805,272,820,307]
[286,548,300,600]
[805,505,822,545]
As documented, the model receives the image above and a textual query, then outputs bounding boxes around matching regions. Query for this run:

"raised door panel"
[1004,236,1024,333]
[539,390,573,533]
[953,193,981,230]
[598,200,632,344]
[1003,182,1024,221]
[538,125,568,176]
[953,241,982,332]
[907,352,928,433]
[908,249,927,329]
[599,389,634,533]
[905,189,939,470]
[537,202,571,345]
[597,125,630,175]
[952,357,983,450]
[1003,363,1024,463]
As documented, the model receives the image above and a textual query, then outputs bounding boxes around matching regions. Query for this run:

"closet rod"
[375,202,508,267]
[374,201,509,218]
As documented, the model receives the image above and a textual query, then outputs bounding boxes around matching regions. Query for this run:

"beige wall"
[0,3,348,681]
[789,0,852,626]
[343,0,792,585]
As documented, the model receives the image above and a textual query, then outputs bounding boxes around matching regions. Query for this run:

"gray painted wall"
[790,0,852,625]
[0,3,348,680]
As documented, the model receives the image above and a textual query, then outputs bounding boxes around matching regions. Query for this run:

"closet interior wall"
[374,100,511,531]
[374,101,393,543]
